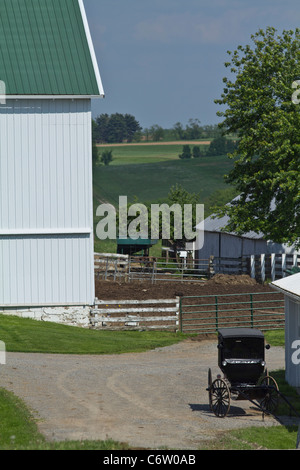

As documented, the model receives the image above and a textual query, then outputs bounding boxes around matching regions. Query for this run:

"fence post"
[114,259,118,281]
[282,253,286,277]
[250,255,255,279]
[261,254,265,283]
[208,256,214,278]
[105,258,109,280]
[271,253,275,281]
[215,296,219,332]
[293,253,298,269]
[179,297,183,333]
[250,294,254,328]
[175,296,180,332]
[128,256,131,282]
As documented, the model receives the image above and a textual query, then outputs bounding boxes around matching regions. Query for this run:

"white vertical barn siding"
[285,297,300,387]
[0,99,94,306]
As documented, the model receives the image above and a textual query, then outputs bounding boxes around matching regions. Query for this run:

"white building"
[271,274,300,388]
[195,209,299,260]
[0,0,104,325]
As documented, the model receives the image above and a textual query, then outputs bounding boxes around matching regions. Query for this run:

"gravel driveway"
[0,339,287,450]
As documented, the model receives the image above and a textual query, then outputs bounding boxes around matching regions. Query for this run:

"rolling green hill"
[93,154,234,206]
[93,146,236,253]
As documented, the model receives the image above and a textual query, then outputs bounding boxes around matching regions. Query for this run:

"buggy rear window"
[222,338,264,360]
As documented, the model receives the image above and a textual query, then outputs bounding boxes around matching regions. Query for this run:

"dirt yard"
[0,274,289,450]
[0,341,287,450]
[95,274,275,300]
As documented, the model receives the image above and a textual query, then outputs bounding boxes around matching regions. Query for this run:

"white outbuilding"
[271,273,300,388]
[195,209,299,261]
[0,0,104,325]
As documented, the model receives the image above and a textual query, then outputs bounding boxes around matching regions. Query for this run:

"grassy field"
[96,142,209,166]
[93,154,234,206]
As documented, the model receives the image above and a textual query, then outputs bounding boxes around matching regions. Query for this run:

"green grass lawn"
[200,424,299,450]
[0,314,187,355]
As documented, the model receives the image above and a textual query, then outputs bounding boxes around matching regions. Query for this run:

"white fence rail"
[90,298,180,331]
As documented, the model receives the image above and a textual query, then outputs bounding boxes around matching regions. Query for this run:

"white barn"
[271,273,300,388]
[0,0,104,325]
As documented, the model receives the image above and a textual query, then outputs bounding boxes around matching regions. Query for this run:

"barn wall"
[0,99,94,306]
[197,231,268,260]
[285,297,300,387]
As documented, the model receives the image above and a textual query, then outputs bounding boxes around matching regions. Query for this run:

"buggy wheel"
[259,375,279,414]
[210,378,231,418]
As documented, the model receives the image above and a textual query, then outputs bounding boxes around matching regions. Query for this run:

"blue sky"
[85,0,300,130]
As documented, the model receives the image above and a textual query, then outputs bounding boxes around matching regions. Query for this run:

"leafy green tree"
[173,122,185,140]
[92,141,99,167]
[201,124,223,139]
[192,146,201,158]
[149,124,164,142]
[143,128,150,141]
[106,113,127,143]
[206,136,237,156]
[93,113,142,143]
[101,149,113,166]
[179,145,192,159]
[215,27,300,247]
[166,184,201,253]
[185,118,202,140]
[173,119,202,140]
[94,113,110,142]
[124,114,142,142]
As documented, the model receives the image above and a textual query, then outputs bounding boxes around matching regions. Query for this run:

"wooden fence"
[94,253,210,283]
[94,252,129,281]
[90,298,180,331]
[249,253,300,282]
[94,252,300,283]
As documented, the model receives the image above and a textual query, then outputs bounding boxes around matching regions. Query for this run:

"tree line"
[179,136,238,159]
[92,113,142,144]
[92,114,225,144]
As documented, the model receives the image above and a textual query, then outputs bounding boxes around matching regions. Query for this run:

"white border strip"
[78,0,105,98]
[4,95,102,100]
[0,228,92,236]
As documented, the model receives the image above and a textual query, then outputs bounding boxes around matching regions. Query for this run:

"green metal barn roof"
[0,0,104,97]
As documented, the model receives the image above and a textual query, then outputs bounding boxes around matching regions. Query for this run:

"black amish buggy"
[207,328,279,418]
